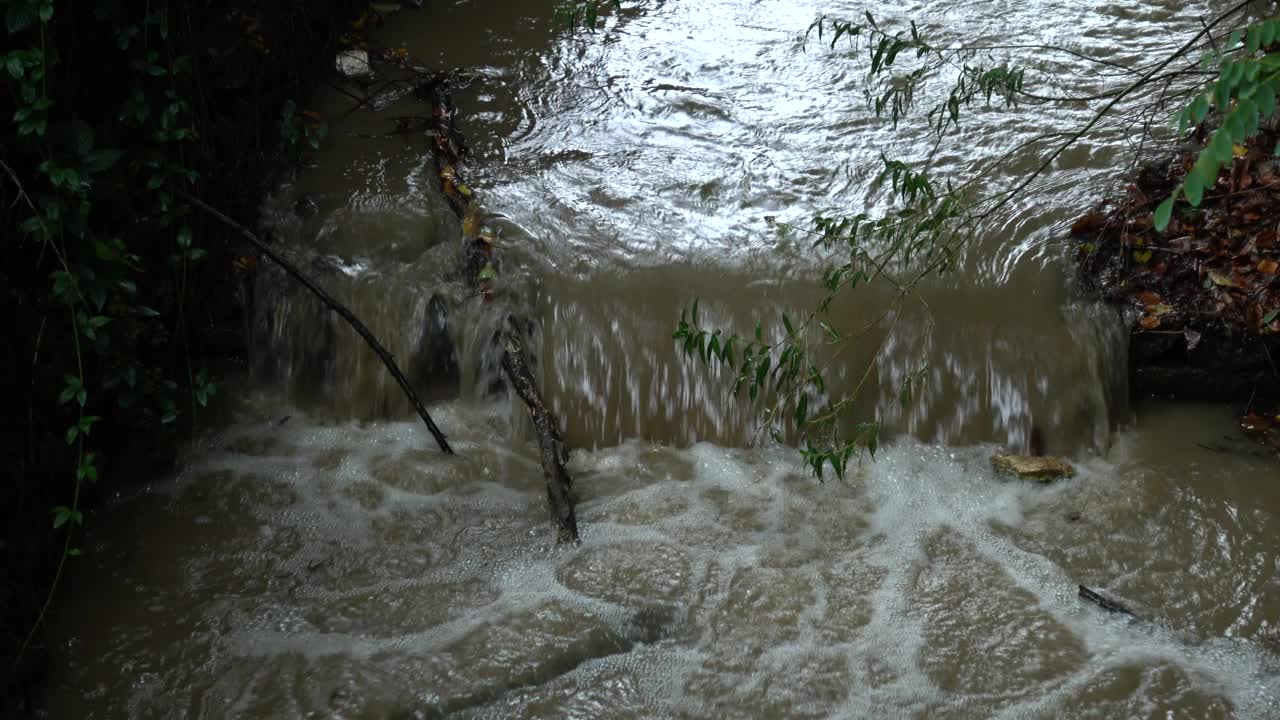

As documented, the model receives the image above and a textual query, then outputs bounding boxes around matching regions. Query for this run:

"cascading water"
[45,0,1280,717]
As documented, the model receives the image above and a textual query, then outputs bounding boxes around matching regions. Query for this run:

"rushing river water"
[46,0,1280,717]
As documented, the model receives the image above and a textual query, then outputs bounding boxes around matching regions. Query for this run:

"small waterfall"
[249,183,516,419]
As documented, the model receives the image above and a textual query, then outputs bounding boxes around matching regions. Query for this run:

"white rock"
[335,49,372,79]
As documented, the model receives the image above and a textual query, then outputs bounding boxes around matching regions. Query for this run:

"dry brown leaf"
[462,206,480,238]
[1209,271,1236,287]
[1139,315,1161,330]
[1136,290,1162,305]
[1259,258,1279,274]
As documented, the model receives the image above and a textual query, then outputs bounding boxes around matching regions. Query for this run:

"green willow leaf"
[1257,82,1276,116]
[1154,194,1175,232]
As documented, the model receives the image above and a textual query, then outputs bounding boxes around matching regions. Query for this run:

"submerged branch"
[183,192,455,455]
[501,331,579,544]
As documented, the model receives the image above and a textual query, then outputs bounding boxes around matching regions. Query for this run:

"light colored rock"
[335,49,372,79]
[990,453,1076,482]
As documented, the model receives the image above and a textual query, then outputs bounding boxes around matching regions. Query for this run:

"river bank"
[1,1,372,714]
[1072,124,1280,456]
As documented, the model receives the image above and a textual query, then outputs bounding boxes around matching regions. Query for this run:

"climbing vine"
[2,0,366,665]
[2,0,221,658]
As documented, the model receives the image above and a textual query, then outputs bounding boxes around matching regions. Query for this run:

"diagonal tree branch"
[182,192,454,455]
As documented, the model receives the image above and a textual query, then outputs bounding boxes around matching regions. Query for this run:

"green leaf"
[1244,60,1261,85]
[1225,110,1246,143]
[1230,60,1247,87]
[84,148,123,174]
[1154,195,1175,232]
[809,366,825,393]
[1211,129,1234,164]
[65,426,79,445]
[6,3,36,32]
[1218,60,1234,87]
[755,354,771,388]
[1240,98,1259,137]
[59,375,80,405]
[1264,308,1279,325]
[52,506,71,529]
[1215,77,1232,109]
[4,53,23,78]
[1184,163,1207,206]
[1257,82,1276,116]
[38,2,52,23]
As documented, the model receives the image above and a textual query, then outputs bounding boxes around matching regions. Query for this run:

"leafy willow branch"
[670,2,1278,480]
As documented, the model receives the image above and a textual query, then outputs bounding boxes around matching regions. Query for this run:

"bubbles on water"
[47,397,1280,719]
[559,542,691,606]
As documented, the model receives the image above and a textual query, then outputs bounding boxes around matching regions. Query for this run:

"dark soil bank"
[1072,127,1280,408]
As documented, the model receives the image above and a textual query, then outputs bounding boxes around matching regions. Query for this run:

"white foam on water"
[56,396,1280,718]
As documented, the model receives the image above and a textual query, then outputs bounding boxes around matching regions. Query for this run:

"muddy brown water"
[46,0,1280,717]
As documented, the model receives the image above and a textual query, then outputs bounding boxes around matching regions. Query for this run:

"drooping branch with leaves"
[673,2,1280,478]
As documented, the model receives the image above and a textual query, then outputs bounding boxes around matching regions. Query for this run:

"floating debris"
[990,453,1077,482]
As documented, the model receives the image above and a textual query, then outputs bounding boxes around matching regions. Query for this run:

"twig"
[981,0,1256,224]
[1078,584,1144,621]
[181,192,454,455]
[0,158,36,211]
[501,331,579,544]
